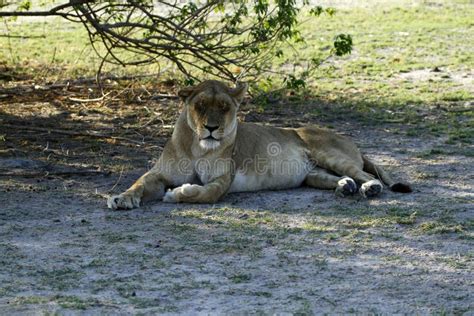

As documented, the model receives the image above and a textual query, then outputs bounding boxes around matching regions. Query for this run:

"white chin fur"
[199,139,221,150]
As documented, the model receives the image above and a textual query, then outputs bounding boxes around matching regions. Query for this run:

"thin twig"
[150,94,179,100]
[2,19,15,64]
[139,116,165,129]
[0,34,46,38]
[2,124,145,145]
[107,165,124,193]
[0,170,109,178]
[68,92,111,103]
[96,51,110,95]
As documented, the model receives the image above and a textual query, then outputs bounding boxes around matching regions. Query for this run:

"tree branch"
[0,1,349,85]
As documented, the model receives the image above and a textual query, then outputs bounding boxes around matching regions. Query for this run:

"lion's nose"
[204,125,219,133]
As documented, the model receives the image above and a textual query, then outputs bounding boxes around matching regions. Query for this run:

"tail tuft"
[390,183,412,193]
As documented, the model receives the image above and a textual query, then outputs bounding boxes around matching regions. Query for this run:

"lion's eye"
[195,103,206,112]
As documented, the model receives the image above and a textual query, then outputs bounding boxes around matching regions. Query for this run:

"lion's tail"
[362,155,412,193]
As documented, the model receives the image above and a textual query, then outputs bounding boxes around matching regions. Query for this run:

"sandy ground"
[0,0,473,312]
[0,83,473,314]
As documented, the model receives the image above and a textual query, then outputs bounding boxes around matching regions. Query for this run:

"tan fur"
[107,80,410,210]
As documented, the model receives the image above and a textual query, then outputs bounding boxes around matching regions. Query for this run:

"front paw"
[163,183,202,203]
[107,192,141,210]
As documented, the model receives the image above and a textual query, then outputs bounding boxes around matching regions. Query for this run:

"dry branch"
[0,1,338,82]
[68,92,111,103]
[2,124,145,145]
[0,170,108,177]
[0,34,46,38]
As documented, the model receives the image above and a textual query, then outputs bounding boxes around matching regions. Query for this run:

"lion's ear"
[178,86,195,101]
[230,82,248,104]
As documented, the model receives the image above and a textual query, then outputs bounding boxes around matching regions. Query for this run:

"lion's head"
[178,80,248,150]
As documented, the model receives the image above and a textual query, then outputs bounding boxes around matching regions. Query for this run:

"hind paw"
[359,179,383,198]
[335,177,358,197]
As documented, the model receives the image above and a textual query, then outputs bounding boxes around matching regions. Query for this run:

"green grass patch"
[12,295,103,310]
[229,273,252,284]
[38,268,85,291]
[418,221,465,234]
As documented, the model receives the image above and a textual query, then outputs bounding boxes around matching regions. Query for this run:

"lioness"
[107,80,411,210]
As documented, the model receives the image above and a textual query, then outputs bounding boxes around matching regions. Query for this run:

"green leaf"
[18,0,31,11]
[326,8,336,16]
[333,34,353,56]
[309,6,323,16]
[284,75,306,90]
[184,78,195,86]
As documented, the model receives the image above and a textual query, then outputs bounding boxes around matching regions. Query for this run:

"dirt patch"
[397,68,474,92]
